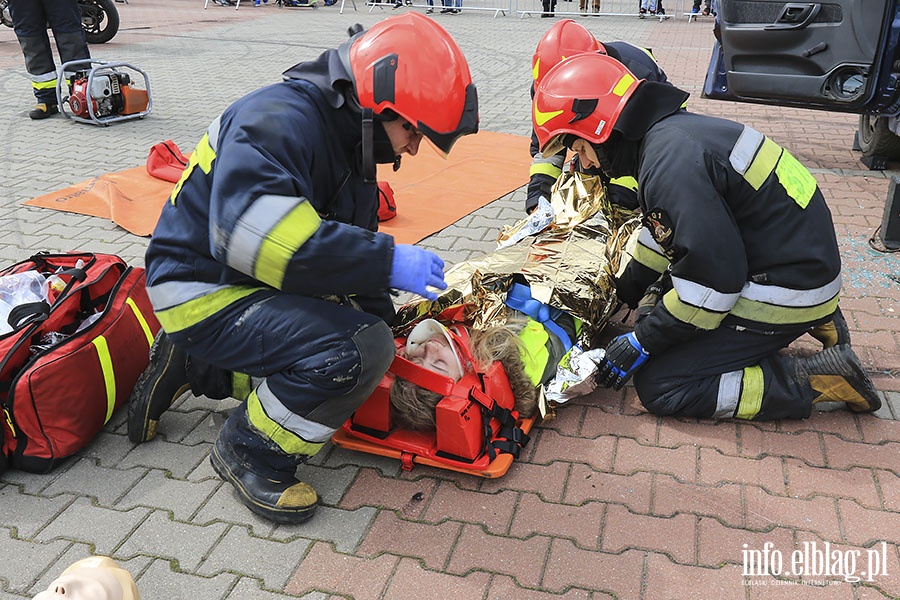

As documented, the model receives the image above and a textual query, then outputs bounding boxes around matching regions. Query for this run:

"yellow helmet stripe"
[612,74,637,97]
[534,104,564,127]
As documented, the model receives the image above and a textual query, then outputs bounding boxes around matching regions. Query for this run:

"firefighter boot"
[793,345,882,413]
[210,404,318,524]
[29,103,59,120]
[807,307,851,349]
[127,330,190,443]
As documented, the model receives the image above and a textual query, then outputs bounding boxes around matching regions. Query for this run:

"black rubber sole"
[209,442,318,524]
[126,331,189,443]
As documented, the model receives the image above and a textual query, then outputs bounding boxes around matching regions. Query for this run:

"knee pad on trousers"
[634,375,715,418]
[17,35,56,78]
[302,320,395,430]
[53,30,89,61]
[636,390,686,416]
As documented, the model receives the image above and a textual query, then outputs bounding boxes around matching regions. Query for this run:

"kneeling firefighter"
[127,14,479,524]
[531,53,881,420]
[527,19,671,215]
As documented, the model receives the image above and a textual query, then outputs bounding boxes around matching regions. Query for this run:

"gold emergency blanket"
[394,171,640,343]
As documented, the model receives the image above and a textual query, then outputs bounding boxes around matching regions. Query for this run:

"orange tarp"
[24,130,531,243]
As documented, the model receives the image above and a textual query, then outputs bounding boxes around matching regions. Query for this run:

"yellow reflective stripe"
[638,46,656,61]
[247,389,325,456]
[232,373,253,402]
[4,408,16,438]
[194,134,216,173]
[731,294,839,325]
[735,366,764,419]
[170,134,215,204]
[775,149,817,209]
[632,241,670,274]
[744,137,781,190]
[530,162,563,179]
[153,285,262,333]
[254,201,322,289]
[126,297,155,347]
[90,336,116,424]
[613,73,637,96]
[662,289,726,330]
[609,176,638,192]
[518,319,551,386]
[532,58,540,81]
[33,80,57,90]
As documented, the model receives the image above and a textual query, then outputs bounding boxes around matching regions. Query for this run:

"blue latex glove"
[390,244,447,301]
[595,332,650,390]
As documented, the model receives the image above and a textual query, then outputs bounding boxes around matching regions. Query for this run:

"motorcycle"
[1,0,120,45]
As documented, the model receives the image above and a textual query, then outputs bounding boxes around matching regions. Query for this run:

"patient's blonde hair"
[389,324,538,431]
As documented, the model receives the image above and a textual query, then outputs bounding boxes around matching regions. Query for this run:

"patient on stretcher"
[389,309,578,430]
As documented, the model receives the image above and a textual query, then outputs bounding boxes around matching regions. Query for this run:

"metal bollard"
[880,176,900,250]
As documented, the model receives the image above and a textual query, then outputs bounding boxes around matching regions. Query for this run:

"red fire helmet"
[349,13,479,155]
[533,52,641,154]
[532,19,605,87]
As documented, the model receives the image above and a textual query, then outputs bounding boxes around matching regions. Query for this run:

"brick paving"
[1,2,899,598]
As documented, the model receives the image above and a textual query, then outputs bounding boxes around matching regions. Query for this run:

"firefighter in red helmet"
[532,53,879,421]
[527,19,669,215]
[127,14,478,524]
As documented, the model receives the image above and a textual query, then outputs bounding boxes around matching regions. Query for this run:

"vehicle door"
[703,0,900,115]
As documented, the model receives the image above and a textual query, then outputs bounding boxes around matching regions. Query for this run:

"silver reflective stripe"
[741,273,842,307]
[729,126,764,175]
[256,379,337,442]
[533,151,565,169]
[33,71,57,83]
[146,280,230,311]
[671,275,740,312]
[225,194,304,276]
[638,227,665,253]
[715,370,742,418]
[207,115,221,152]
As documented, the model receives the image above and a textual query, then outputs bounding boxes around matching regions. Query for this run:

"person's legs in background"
[9,0,89,119]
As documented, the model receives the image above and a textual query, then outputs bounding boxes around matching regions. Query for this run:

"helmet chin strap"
[361,107,376,183]
[591,141,614,176]
[361,107,402,182]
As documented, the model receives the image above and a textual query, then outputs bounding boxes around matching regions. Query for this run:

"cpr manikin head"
[33,556,140,600]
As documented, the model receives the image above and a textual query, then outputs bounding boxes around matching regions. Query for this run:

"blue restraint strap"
[504,283,573,351]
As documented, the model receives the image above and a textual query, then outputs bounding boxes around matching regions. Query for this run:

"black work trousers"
[9,0,89,103]
[633,325,811,421]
